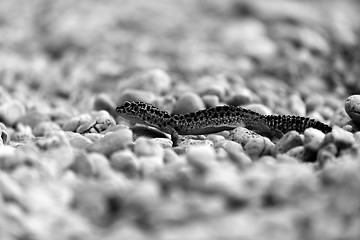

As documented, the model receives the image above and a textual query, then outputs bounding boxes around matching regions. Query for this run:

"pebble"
[178,139,214,148]
[229,127,269,147]
[331,108,351,127]
[134,138,164,157]
[84,133,103,142]
[345,95,360,124]
[117,69,172,95]
[172,92,205,114]
[317,146,337,167]
[0,100,26,126]
[198,84,227,101]
[242,103,272,115]
[32,121,62,137]
[87,153,112,178]
[75,117,96,134]
[65,131,93,149]
[207,134,226,145]
[163,148,183,165]
[62,116,83,132]
[202,95,219,108]
[134,139,165,176]
[86,128,133,156]
[244,137,273,158]
[305,94,324,113]
[93,93,117,117]
[17,110,49,129]
[0,122,10,145]
[275,131,303,154]
[110,150,140,177]
[284,146,306,160]
[329,126,355,149]
[303,128,325,152]
[222,147,252,169]
[116,89,156,106]
[140,155,165,177]
[0,172,23,203]
[288,94,306,116]
[354,132,360,145]
[70,151,94,177]
[215,140,243,153]
[150,138,173,148]
[186,145,217,172]
[226,90,257,106]
[91,110,116,133]
[11,125,35,143]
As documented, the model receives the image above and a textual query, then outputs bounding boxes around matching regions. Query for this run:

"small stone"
[303,128,325,152]
[163,148,183,165]
[150,138,173,148]
[305,95,324,113]
[288,94,306,116]
[70,152,94,177]
[134,138,165,176]
[275,131,303,154]
[207,134,226,145]
[93,93,117,117]
[243,104,272,115]
[178,139,214,147]
[134,138,164,158]
[216,140,244,153]
[0,100,26,126]
[86,128,133,156]
[226,88,259,106]
[285,146,306,160]
[331,108,351,128]
[202,95,219,108]
[0,172,23,203]
[11,125,35,143]
[345,95,360,124]
[187,145,216,172]
[330,126,355,148]
[65,131,93,149]
[354,132,360,145]
[222,146,252,169]
[244,137,273,158]
[87,152,112,178]
[17,110,49,128]
[32,121,62,137]
[116,89,156,106]
[76,118,96,134]
[0,122,9,144]
[172,92,205,114]
[62,116,82,132]
[229,127,268,147]
[84,133,102,142]
[91,110,116,133]
[110,150,140,177]
[198,84,227,100]
[118,69,172,95]
[316,146,336,168]
[140,155,165,177]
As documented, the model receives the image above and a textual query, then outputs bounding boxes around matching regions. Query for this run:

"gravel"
[1,0,360,239]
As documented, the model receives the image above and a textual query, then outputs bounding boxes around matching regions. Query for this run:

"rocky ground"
[1,0,360,239]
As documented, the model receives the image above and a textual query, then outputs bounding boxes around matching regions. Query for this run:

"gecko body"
[116,101,332,146]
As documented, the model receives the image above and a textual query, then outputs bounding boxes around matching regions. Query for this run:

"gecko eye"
[123,101,131,108]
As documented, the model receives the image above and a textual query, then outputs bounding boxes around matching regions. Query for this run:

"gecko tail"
[262,115,332,135]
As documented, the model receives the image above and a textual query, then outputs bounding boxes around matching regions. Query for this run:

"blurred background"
[1,0,360,95]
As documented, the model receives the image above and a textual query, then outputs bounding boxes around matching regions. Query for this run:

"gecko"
[116,101,332,146]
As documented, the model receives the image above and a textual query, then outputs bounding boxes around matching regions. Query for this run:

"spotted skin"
[116,101,332,146]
